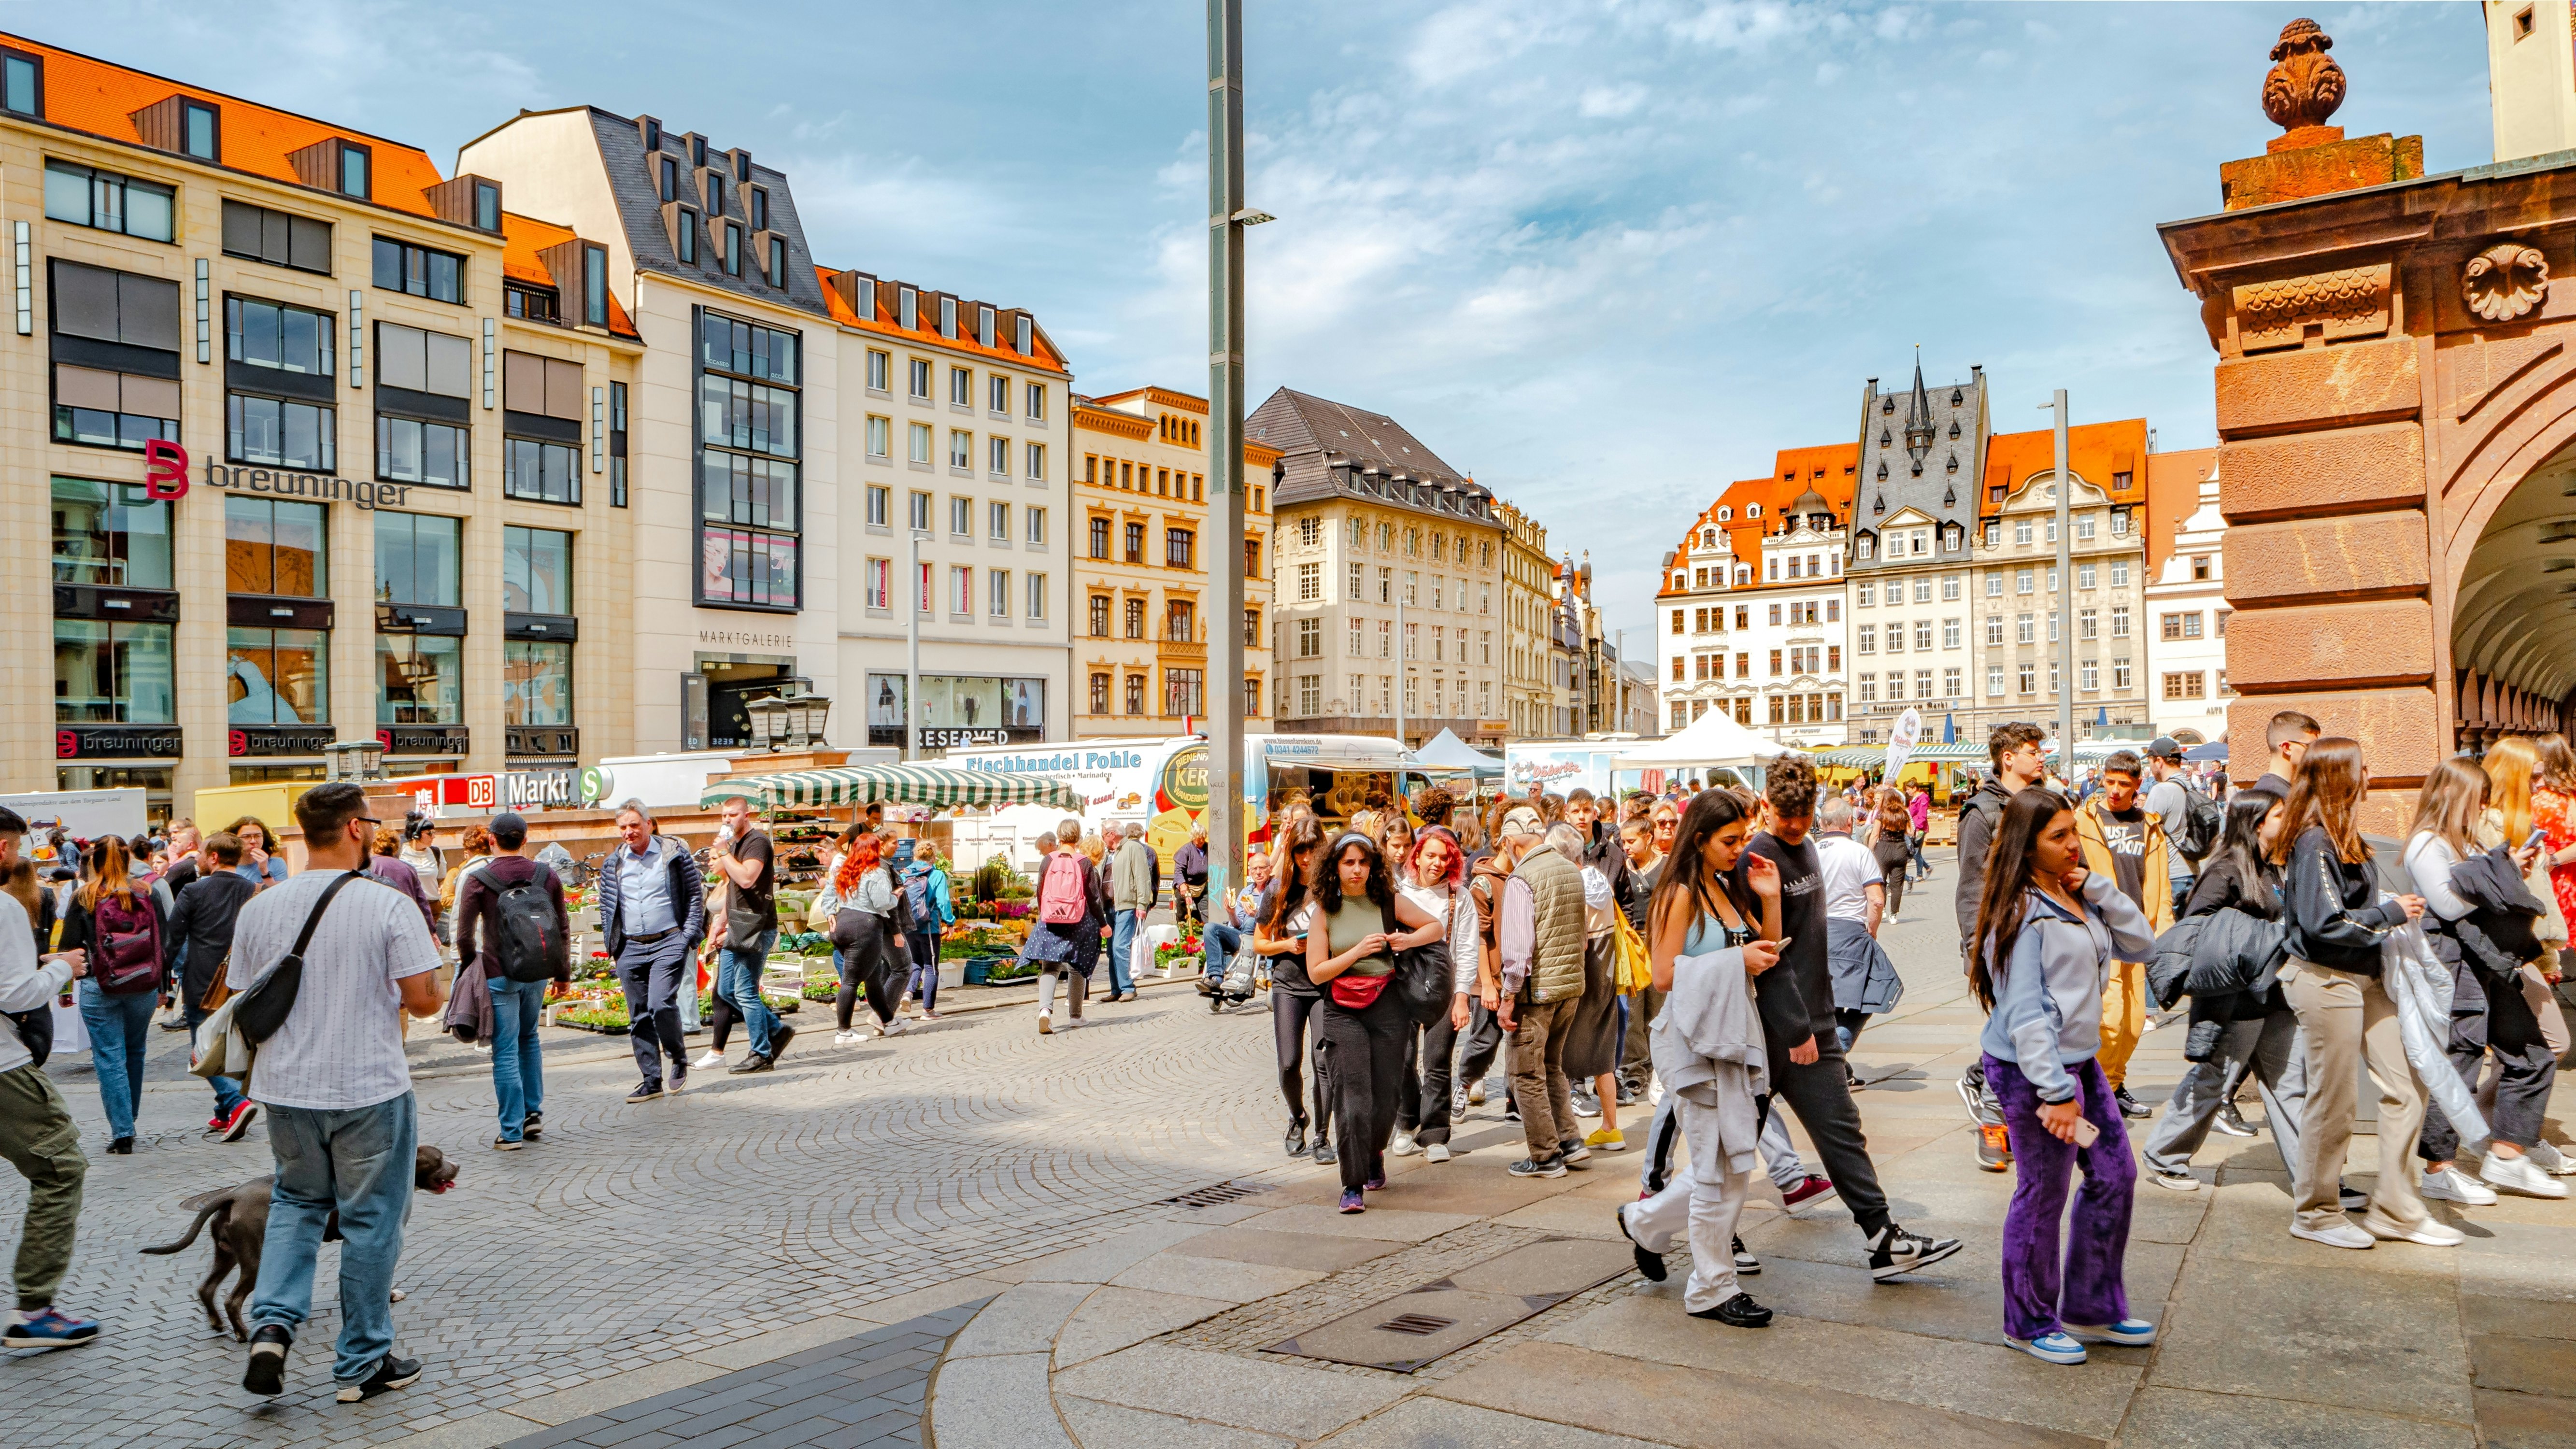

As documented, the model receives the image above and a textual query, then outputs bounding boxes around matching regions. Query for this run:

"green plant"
[971,856,1013,903]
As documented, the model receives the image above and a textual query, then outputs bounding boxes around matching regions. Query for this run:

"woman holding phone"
[1971,787,2159,1365]
[1305,832,1447,1214]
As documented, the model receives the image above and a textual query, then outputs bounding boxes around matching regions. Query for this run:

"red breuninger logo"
[143,439,189,500]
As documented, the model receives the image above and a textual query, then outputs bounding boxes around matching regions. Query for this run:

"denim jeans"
[1202,922,1243,983]
[906,928,941,1010]
[487,979,547,1142]
[717,929,779,1058]
[75,982,154,1140]
[2170,874,2196,918]
[252,1093,418,1382]
[182,1001,247,1122]
[1109,910,1140,996]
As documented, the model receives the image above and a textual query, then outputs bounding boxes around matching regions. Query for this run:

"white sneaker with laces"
[2526,1139,2575,1175]
[1467,1083,1485,1106]
[2290,1220,2375,1250]
[1390,1132,1421,1158]
[2481,1152,2571,1200]
[1038,1011,1053,1035]
[2421,1166,2498,1206]
[2365,1218,2464,1247]
[693,1050,725,1069]
[1424,1143,1451,1163]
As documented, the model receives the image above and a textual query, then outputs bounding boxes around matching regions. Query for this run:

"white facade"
[2145,465,2231,744]
[1658,515,1747,732]
[1849,508,1973,743]
[1749,508,1849,748]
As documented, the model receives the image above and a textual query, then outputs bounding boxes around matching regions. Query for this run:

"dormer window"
[640,116,661,152]
[1881,396,1894,414]
[658,156,678,201]
[938,295,957,339]
[898,286,917,329]
[1950,388,1963,405]
[1876,461,1888,481]
[673,206,698,263]
[584,243,609,327]
[1950,419,1960,438]
[765,236,786,289]
[722,222,742,277]
[1716,506,1730,521]
[1,49,40,117]
[338,142,370,199]
[750,186,768,230]
[474,181,500,232]
[1879,428,1891,446]
[1015,314,1033,355]
[688,134,707,168]
[978,305,995,348]
[732,150,752,184]
[183,100,219,161]
[1746,503,1761,518]
[1946,452,1958,473]
[704,171,726,216]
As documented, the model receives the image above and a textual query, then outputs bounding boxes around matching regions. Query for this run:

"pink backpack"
[1037,852,1088,924]
[92,890,162,995]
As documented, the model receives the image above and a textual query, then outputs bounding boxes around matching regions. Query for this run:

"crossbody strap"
[289,871,368,960]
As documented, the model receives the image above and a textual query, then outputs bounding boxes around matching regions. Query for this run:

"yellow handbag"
[1611,910,1652,994]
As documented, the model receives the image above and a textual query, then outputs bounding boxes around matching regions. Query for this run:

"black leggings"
[833,932,900,1031]
[1274,989,1333,1136]
[2423,971,2558,1158]
[1323,990,1409,1191]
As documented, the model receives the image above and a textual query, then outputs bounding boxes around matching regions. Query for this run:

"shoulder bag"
[235,870,370,1046]
[1381,897,1453,1026]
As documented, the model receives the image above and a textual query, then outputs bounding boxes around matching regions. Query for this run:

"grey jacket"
[1650,940,1770,1177]
[1976,872,2157,1103]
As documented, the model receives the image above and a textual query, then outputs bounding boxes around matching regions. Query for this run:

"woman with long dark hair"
[1261,818,1332,1158]
[1972,787,2158,1365]
[1871,785,1913,919]
[63,836,162,1153]
[2277,739,2437,1249]
[2141,788,2315,1190]
[1619,787,1782,1328]
[1306,832,1446,1213]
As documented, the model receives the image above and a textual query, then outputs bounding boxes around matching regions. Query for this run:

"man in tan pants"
[2280,958,2436,1244]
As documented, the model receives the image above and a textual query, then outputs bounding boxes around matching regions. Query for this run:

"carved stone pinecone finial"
[2262,18,2346,133]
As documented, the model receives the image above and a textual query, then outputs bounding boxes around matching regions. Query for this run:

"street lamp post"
[1206,0,1250,910]
[2045,389,2074,781]
[907,529,926,761]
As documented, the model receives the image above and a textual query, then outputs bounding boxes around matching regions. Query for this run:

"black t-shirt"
[2092,804,2152,912]
[1736,832,1830,1046]
[726,829,777,936]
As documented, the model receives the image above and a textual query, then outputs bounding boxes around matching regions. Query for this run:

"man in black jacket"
[1954,722,2046,1172]
[163,831,260,1141]
[598,801,708,1102]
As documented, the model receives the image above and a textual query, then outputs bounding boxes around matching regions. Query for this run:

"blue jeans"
[252,1093,418,1382]
[906,928,941,1010]
[718,929,779,1058]
[1109,910,1140,996]
[1203,922,1243,983]
[182,1000,246,1122]
[487,979,546,1141]
[75,983,154,1140]
[2170,874,2195,917]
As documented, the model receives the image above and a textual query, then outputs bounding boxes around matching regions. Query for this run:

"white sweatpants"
[1620,1093,1754,1313]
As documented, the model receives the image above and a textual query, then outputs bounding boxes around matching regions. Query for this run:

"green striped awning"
[1809,742,1992,768]
[700,763,1082,812]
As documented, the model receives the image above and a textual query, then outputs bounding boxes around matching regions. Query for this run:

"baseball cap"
[1500,806,1543,838]
[489,811,530,845]
[2146,736,2183,760]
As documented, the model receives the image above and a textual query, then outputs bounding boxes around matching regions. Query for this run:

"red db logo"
[143,439,189,500]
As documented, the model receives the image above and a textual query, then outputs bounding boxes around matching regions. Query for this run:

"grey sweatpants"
[2141,1007,2306,1179]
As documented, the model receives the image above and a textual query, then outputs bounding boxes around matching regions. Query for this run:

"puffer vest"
[1515,845,1589,1005]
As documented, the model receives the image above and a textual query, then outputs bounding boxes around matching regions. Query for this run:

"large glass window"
[374,511,460,607]
[377,416,468,488]
[503,437,579,504]
[227,394,334,470]
[374,321,472,489]
[51,477,172,588]
[226,296,332,375]
[220,200,333,274]
[371,237,464,304]
[226,626,327,724]
[502,526,572,613]
[503,641,572,725]
[697,310,801,609]
[55,620,174,723]
[43,159,174,242]
[224,496,326,596]
[375,634,460,724]
[50,260,181,451]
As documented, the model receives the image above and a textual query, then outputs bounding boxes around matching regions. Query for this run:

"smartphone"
[1775,937,1793,954]
[2528,828,2548,852]
[2071,1117,2100,1148]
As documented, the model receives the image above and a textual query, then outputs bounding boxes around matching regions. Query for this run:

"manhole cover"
[1268,1236,1631,1373]
[1160,1181,1266,1209]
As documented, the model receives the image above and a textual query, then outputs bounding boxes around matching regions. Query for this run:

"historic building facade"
[2144,451,2231,744]
[1495,499,1555,739]
[460,107,1074,756]
[1068,385,1274,739]
[5,34,641,820]
[1846,364,1988,745]
[1251,387,1505,748]
[1655,446,1856,743]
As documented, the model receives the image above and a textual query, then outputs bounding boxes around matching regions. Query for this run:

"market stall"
[699,762,1087,814]
[1611,709,1786,788]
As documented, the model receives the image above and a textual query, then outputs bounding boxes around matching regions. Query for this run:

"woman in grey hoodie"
[1971,788,2158,1367]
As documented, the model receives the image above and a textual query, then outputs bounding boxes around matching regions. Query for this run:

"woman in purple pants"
[1969,787,2161,1366]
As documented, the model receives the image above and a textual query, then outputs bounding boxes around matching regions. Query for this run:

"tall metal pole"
[2050,389,2074,783]
[1394,594,1407,746]
[1205,0,1247,910]
[908,530,924,761]
[1615,626,1628,733]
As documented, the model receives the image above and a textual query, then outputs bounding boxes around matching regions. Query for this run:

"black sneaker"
[1732,1236,1762,1275]
[768,1023,797,1063]
[1507,1154,1566,1179]
[1690,1291,1773,1328]
[1284,1124,1309,1158]
[625,1081,663,1104]
[731,1054,775,1074]
[2114,1087,2153,1120]
[243,1324,290,1396]
[1559,1138,1594,1165]
[2213,1101,2257,1137]
[336,1353,422,1403]
[522,1111,543,1141]
[1616,1205,1666,1280]
[1868,1223,1964,1281]
[2339,1184,2371,1212]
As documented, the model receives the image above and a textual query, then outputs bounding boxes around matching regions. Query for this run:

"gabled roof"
[818,267,1067,374]
[3,30,452,221]
[1655,441,1859,600]
[1981,419,2149,515]
[499,211,639,339]
[1249,387,1472,488]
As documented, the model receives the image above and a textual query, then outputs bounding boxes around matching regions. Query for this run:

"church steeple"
[1902,350,1935,469]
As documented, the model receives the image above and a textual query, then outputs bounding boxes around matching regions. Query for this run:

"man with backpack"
[165,831,261,1141]
[900,851,954,1021]
[0,805,100,1351]
[2145,737,2218,916]
[453,812,569,1150]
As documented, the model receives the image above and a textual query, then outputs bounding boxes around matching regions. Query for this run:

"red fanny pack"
[1329,974,1389,1009]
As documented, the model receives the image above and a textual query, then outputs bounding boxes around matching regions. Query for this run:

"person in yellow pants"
[2072,752,2174,1120]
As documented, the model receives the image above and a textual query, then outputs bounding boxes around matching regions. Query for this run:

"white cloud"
[1579,84,1650,118]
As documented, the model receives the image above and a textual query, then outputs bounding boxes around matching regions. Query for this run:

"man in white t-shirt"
[0,804,100,1351]
[1814,796,1900,1061]
[227,783,445,1406]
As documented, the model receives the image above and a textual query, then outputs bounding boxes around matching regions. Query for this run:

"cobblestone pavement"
[3,974,1288,1448]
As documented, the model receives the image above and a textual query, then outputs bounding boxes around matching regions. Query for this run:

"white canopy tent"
[1612,710,1793,771]
[1413,727,1504,774]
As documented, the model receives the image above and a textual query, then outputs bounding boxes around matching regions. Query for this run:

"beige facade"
[1069,386,1274,738]
[1495,499,1553,739]
[6,37,638,821]
[1965,467,2151,741]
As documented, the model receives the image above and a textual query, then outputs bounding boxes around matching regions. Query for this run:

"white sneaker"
[876,1017,906,1037]
[2481,1153,2571,1200]
[2290,1220,2375,1250]
[1390,1132,1422,1158]
[1424,1143,1451,1163]
[1038,1011,1053,1035]
[1467,1083,1486,1106]
[2365,1218,2465,1247]
[831,1030,858,1045]
[2525,1140,2576,1176]
[2421,1166,2498,1206]
[693,1050,725,1069]
[1452,1089,1470,1117]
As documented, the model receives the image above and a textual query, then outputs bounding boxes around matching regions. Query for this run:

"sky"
[28,1,2497,647]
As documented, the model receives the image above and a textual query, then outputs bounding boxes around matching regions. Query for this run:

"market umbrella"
[1941,712,1956,745]
[1414,727,1504,774]
[2185,740,2229,762]
[700,763,1083,812]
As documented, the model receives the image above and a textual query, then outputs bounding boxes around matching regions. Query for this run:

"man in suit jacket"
[597,800,706,1101]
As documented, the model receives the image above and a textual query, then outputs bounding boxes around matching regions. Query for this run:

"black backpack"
[2172,782,2224,863]
[484,864,565,983]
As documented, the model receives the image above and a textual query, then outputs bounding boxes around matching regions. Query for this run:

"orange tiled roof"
[498,211,638,339]
[1979,419,2148,517]
[6,31,449,222]
[815,268,1067,375]
[2142,446,2215,576]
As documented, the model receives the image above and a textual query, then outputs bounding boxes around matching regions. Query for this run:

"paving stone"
[1316,1396,1665,1449]
[1050,1287,1236,1367]
[926,1351,1070,1449]
[2474,1334,2576,1398]
[1057,1395,1295,1449]
[944,1281,1094,1359]
[1052,1342,1405,1439]
[1168,1227,1404,1273]
[2117,1386,2478,1448]
[1230,1203,1480,1244]
[2467,1294,2576,1340]
[2476,1387,2576,1449]
[1105,1249,1327,1303]
[2149,1251,2473,1423]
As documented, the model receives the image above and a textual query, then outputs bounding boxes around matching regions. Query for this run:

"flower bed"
[1153,935,1204,971]
[555,1003,630,1034]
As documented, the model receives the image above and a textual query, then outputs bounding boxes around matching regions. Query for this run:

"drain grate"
[1269,1236,1633,1374]
[1375,1313,1456,1337]
[1160,1181,1265,1209]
